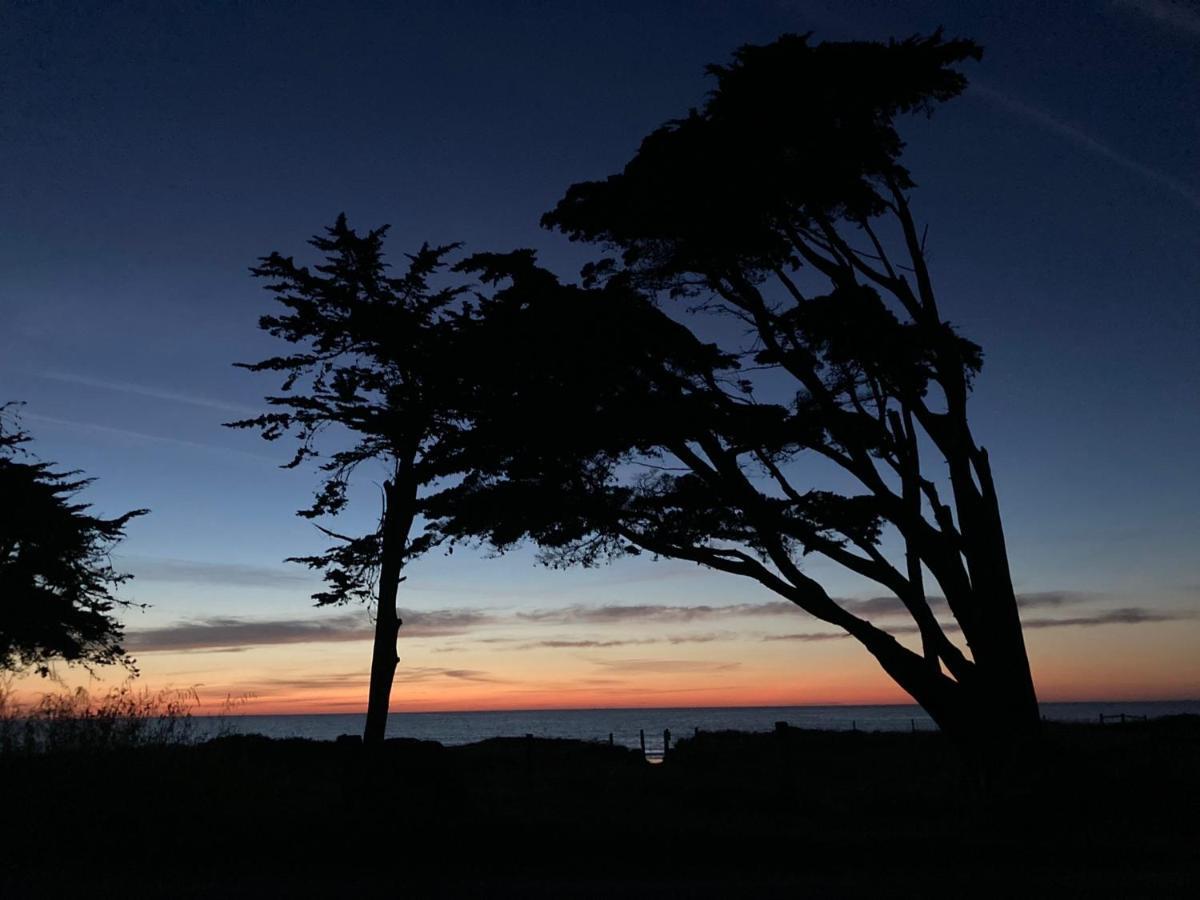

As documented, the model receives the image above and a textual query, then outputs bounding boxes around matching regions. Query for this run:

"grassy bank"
[1,717,1196,897]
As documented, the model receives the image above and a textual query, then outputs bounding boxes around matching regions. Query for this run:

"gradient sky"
[3,1,1198,713]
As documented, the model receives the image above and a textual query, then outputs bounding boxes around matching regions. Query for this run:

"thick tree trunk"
[362,470,416,746]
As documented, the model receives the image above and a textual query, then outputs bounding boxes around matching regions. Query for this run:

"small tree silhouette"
[230,216,470,745]
[431,32,1039,747]
[0,404,147,676]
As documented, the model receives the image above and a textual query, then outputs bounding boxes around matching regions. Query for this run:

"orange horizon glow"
[9,607,1199,717]
[12,666,1197,718]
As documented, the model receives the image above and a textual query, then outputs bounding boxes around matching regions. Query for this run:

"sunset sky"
[3,1,1198,713]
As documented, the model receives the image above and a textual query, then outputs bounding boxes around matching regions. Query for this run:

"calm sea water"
[194,700,1200,751]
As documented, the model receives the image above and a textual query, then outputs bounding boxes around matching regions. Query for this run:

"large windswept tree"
[0,404,146,676]
[432,32,1039,747]
[230,216,470,745]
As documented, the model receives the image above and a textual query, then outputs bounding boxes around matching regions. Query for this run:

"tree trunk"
[362,470,416,746]
[363,597,400,746]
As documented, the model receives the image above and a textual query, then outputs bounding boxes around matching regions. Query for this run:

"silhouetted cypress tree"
[230,217,469,745]
[0,405,146,675]
[432,32,1040,749]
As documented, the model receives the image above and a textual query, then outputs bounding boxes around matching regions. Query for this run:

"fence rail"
[1098,713,1147,724]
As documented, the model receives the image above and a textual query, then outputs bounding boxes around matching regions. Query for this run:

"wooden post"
[911,718,916,733]
[639,728,645,757]
[663,728,671,761]
[608,732,613,746]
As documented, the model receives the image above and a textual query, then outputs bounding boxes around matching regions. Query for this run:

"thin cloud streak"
[517,601,796,625]
[127,607,497,652]
[762,607,1189,641]
[588,658,741,674]
[126,613,371,652]
[1021,608,1186,628]
[846,591,1093,619]
[129,557,316,589]
[762,631,849,642]
[516,632,730,650]
[125,596,1184,654]
[972,83,1200,213]
[23,413,279,464]
[39,370,258,415]
[1114,0,1200,38]
[221,665,501,694]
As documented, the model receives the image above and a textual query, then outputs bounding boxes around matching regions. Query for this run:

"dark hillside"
[2,718,1196,897]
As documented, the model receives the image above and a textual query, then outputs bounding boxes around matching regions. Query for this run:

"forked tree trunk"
[363,470,417,746]
[864,561,1040,753]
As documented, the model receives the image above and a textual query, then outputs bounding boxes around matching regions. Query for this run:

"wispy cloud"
[125,593,1187,655]
[588,658,740,674]
[529,638,656,649]
[229,665,501,693]
[126,613,371,652]
[1021,608,1187,629]
[517,601,796,625]
[39,370,257,415]
[24,413,278,464]
[126,607,497,652]
[762,605,1190,641]
[517,632,731,650]
[129,557,316,589]
[762,631,849,642]
[402,608,498,635]
[844,591,1093,619]
[1114,0,1200,38]
[972,83,1200,213]
[393,666,500,684]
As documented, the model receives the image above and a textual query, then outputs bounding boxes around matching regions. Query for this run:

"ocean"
[193,699,1200,751]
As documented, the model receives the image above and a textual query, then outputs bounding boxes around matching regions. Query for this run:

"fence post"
[663,728,671,761]
[608,732,613,746]
[639,728,646,758]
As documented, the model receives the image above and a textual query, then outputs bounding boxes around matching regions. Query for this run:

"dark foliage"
[229,215,468,607]
[0,404,147,675]
[429,32,1037,743]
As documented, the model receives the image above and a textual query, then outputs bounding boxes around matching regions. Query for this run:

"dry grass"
[0,678,200,754]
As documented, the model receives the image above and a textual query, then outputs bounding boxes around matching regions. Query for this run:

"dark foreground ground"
[2,717,1197,898]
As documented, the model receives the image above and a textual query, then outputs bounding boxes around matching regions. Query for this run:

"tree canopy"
[230,215,468,605]
[430,31,1037,744]
[0,405,147,676]
[230,215,472,742]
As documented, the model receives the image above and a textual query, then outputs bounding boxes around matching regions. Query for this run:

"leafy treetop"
[229,215,469,606]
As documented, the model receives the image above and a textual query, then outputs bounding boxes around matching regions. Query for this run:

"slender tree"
[432,32,1039,748]
[230,216,468,745]
[0,404,147,676]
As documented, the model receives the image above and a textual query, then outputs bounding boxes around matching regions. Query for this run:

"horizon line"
[192,696,1200,717]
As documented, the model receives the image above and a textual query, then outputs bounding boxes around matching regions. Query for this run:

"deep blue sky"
[3,1,1197,705]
